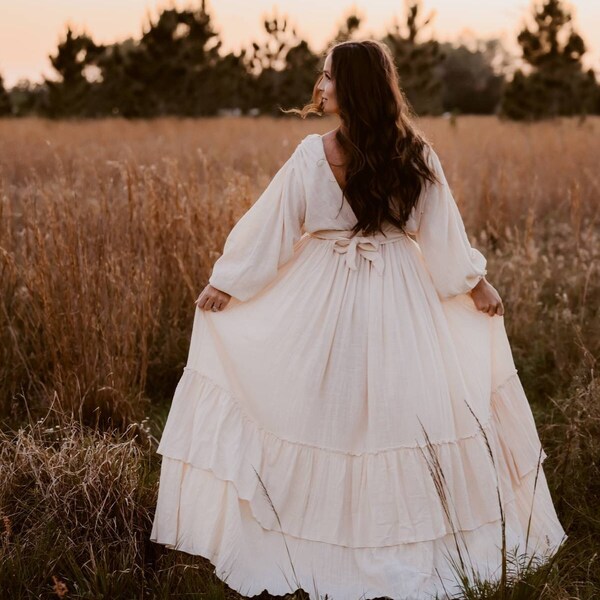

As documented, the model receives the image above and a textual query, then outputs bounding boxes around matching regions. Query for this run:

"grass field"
[0,115,599,598]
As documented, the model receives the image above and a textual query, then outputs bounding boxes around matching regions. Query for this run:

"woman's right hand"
[470,278,504,316]
[195,284,231,312]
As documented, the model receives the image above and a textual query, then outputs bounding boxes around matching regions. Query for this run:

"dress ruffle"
[151,365,566,599]
[155,366,559,553]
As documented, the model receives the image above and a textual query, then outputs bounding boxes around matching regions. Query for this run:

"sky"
[0,0,599,87]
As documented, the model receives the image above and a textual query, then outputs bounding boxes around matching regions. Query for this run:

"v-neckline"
[318,134,345,195]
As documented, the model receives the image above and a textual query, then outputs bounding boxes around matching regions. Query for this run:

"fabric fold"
[151,451,566,600]
[156,366,549,549]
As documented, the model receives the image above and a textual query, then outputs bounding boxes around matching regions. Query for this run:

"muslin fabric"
[150,133,567,600]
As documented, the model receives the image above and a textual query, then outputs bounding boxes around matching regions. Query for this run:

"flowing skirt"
[150,230,567,600]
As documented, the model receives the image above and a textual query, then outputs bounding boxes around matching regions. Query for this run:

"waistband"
[307,224,406,243]
[306,224,406,275]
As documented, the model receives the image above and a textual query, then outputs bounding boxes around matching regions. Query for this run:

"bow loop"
[332,236,385,275]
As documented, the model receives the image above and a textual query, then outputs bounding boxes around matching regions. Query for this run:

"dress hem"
[150,456,568,600]
[155,366,551,548]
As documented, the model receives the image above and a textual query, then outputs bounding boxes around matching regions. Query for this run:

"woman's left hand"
[195,284,231,312]
[470,278,504,316]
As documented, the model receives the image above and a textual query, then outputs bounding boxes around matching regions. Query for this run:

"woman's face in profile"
[318,52,339,115]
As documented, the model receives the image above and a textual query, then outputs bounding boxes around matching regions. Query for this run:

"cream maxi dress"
[150,133,567,600]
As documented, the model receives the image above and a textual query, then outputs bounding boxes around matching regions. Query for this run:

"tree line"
[0,0,598,120]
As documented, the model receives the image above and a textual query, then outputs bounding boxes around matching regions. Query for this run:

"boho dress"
[150,133,567,600]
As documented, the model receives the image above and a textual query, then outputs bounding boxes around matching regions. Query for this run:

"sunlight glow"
[0,0,598,86]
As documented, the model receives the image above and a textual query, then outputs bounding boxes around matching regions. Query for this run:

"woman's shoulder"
[297,132,321,149]
[421,142,437,163]
[288,133,322,164]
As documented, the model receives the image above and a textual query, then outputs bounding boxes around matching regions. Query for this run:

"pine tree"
[128,4,223,116]
[331,13,362,45]
[6,80,48,117]
[45,27,104,117]
[501,0,598,120]
[92,39,139,117]
[0,75,12,116]
[210,49,254,115]
[247,12,319,116]
[381,1,445,115]
[90,1,231,117]
[439,39,507,114]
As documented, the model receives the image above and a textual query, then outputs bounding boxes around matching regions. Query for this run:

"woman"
[150,40,566,599]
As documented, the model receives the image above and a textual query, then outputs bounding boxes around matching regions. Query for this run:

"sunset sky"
[1,0,598,87]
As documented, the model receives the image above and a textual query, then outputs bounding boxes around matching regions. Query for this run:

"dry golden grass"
[1,115,598,425]
[0,115,599,598]
[0,416,232,598]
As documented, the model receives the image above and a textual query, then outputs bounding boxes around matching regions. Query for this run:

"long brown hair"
[285,39,439,236]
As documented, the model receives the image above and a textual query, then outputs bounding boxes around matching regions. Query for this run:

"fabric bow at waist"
[307,227,406,275]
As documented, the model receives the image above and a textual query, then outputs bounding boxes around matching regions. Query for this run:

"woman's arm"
[196,145,307,310]
[470,277,504,316]
[415,147,503,315]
